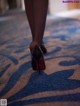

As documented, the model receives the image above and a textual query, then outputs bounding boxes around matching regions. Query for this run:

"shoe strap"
[39,46,44,55]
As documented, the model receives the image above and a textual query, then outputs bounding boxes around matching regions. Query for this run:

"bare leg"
[24,0,35,40]
[24,0,48,50]
[33,0,48,46]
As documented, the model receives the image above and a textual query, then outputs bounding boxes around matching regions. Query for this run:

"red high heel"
[31,46,46,71]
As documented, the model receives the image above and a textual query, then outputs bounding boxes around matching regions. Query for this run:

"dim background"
[0,0,80,18]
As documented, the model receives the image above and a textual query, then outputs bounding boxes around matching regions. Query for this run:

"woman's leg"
[32,0,48,70]
[24,0,48,49]
[32,0,48,46]
[24,0,35,40]
[24,0,48,70]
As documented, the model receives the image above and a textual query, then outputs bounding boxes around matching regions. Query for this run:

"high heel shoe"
[31,45,46,71]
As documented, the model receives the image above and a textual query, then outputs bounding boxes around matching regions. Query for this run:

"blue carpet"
[0,13,80,106]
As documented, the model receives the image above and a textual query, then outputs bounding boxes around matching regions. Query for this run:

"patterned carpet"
[0,11,80,106]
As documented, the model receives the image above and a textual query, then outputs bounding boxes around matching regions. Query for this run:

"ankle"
[30,41,39,51]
